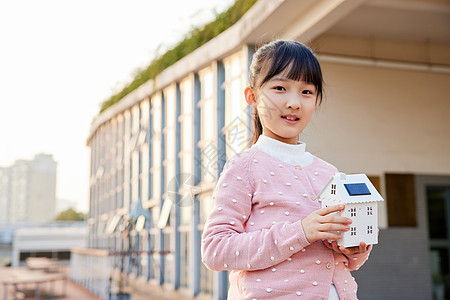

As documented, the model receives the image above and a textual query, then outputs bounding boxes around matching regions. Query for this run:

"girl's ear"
[245,87,257,108]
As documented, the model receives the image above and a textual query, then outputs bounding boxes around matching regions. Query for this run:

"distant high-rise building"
[0,154,57,224]
[0,167,11,226]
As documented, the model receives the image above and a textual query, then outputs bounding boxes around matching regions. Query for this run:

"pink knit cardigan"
[201,147,372,300]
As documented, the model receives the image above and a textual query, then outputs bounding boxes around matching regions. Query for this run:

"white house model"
[319,172,384,248]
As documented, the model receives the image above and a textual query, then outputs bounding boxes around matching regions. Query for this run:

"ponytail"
[249,107,263,147]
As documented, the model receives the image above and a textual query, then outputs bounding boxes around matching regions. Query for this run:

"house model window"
[318,172,384,247]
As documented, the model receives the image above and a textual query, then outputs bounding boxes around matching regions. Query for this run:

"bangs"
[258,41,323,96]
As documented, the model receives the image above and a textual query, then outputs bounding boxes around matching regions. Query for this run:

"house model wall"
[319,172,384,248]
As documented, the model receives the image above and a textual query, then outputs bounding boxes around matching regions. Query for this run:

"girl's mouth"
[281,115,300,124]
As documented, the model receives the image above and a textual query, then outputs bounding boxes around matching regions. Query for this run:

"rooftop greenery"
[99,0,258,113]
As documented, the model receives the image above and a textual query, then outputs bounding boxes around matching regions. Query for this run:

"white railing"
[71,248,173,299]
[70,248,113,300]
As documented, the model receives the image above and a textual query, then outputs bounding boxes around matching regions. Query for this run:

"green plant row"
[99,0,258,113]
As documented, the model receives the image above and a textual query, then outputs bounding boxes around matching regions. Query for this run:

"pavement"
[0,265,102,300]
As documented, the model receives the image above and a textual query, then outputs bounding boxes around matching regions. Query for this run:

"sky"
[0,0,235,212]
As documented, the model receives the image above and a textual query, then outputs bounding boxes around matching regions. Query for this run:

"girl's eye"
[273,86,286,91]
[302,90,314,95]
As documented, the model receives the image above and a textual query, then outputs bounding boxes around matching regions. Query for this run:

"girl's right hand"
[301,204,352,243]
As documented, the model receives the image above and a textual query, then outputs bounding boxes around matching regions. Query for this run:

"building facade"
[12,224,86,267]
[81,0,450,299]
[0,153,57,226]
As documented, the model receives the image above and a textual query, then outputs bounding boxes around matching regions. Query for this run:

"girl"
[201,40,372,300]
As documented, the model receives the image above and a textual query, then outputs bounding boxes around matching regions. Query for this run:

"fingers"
[322,240,332,250]
[321,230,345,241]
[319,224,350,233]
[320,214,352,225]
[359,242,367,253]
[302,222,346,242]
[323,240,345,254]
[329,241,340,253]
[338,245,348,254]
[317,205,351,227]
[318,213,352,233]
[317,204,345,216]
[338,241,368,255]
[302,204,350,244]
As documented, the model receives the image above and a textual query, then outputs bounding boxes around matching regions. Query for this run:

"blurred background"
[0,0,449,299]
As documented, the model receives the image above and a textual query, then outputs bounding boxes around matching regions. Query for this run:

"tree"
[54,208,85,221]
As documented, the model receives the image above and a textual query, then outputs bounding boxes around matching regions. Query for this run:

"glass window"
[131,150,140,204]
[141,143,149,204]
[139,230,150,280]
[132,105,142,207]
[116,116,124,209]
[176,77,195,290]
[123,110,132,209]
[179,230,189,288]
[138,98,150,204]
[163,231,173,284]
[203,99,214,145]
[105,123,112,215]
[151,94,163,227]
[179,77,195,225]
[199,193,214,226]
[110,118,118,210]
[131,105,141,207]
[163,86,177,285]
[140,99,150,204]
[200,257,213,294]
[149,231,158,280]
[223,51,250,159]
[199,69,217,184]
[196,67,218,297]
[132,104,141,134]
[164,85,177,228]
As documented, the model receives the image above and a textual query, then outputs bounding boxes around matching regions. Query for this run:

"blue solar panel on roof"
[344,183,371,196]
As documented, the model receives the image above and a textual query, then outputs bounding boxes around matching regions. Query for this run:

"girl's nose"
[286,93,302,109]
[287,99,301,110]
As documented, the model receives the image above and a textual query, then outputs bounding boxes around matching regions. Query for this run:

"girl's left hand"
[322,240,368,255]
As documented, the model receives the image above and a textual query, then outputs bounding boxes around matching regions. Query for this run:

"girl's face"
[246,73,318,145]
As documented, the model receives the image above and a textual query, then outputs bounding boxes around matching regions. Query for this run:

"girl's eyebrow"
[270,77,316,87]
[269,77,289,82]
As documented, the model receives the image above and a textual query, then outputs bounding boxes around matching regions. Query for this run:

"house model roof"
[320,172,384,204]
